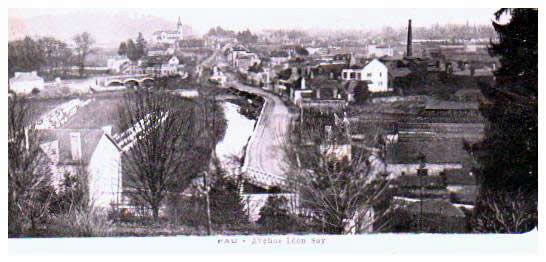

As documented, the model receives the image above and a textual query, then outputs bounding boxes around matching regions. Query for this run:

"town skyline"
[9,8,499,44]
[8,7,538,253]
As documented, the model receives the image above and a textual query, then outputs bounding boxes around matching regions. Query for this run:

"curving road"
[205,47,293,186]
[229,80,293,181]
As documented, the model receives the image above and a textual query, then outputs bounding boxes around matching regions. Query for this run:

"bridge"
[98,74,155,87]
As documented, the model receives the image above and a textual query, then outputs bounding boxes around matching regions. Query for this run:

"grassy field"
[26,95,126,134]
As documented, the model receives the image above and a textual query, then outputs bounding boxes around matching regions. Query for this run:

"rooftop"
[442,169,477,185]
[10,71,43,82]
[386,138,472,166]
[270,50,290,58]
[40,128,107,165]
[395,175,445,189]
[407,199,466,218]
[425,100,480,111]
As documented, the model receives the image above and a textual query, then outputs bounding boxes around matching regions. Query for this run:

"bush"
[31,88,41,95]
[257,195,303,234]
[48,207,111,237]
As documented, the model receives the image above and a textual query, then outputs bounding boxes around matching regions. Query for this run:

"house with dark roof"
[453,88,491,104]
[392,174,449,200]
[39,127,123,209]
[312,63,346,80]
[390,198,468,233]
[343,81,369,104]
[385,138,470,177]
[391,167,477,205]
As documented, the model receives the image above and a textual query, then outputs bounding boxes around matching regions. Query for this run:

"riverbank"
[215,102,256,174]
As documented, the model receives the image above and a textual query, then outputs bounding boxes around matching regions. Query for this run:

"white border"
[3,0,545,260]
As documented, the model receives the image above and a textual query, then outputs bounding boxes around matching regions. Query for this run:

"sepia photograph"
[5,2,540,256]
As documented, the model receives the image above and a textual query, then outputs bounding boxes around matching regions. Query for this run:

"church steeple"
[177,16,182,32]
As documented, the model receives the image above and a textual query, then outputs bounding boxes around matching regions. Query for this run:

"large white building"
[150,17,184,45]
[341,59,389,93]
[367,45,394,58]
[40,127,123,209]
[9,71,45,95]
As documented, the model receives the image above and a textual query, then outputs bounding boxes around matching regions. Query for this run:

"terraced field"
[61,96,125,133]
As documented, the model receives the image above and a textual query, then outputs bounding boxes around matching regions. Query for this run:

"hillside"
[8,11,193,48]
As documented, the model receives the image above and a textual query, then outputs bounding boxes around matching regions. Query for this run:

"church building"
[150,16,184,45]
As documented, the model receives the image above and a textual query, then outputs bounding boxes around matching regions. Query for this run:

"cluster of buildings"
[230,19,490,232]
[224,44,271,87]
[106,54,185,79]
[105,17,190,79]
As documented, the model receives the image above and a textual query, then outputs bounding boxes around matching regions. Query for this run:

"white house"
[107,57,131,74]
[40,127,123,209]
[341,59,389,92]
[9,71,45,95]
[163,56,181,75]
[269,50,290,66]
[146,56,183,77]
[367,45,394,58]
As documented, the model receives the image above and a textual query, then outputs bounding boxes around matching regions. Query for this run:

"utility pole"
[417,152,427,233]
[203,171,212,235]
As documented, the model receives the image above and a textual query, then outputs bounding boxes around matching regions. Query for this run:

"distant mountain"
[8,11,194,48]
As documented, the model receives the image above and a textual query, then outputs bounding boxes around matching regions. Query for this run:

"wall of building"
[361,60,388,92]
[10,79,45,94]
[387,163,462,178]
[88,134,121,209]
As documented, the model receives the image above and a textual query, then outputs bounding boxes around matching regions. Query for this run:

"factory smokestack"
[407,19,413,57]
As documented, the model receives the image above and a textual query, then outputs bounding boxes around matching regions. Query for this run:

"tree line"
[205,26,258,44]
[8,32,96,80]
[117,32,147,62]
[379,23,497,43]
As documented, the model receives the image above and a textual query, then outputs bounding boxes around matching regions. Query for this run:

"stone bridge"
[98,74,155,87]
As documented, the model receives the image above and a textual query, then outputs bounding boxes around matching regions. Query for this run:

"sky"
[9,8,499,34]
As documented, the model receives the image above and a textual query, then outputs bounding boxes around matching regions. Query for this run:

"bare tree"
[471,188,537,233]
[73,32,95,77]
[281,108,392,234]
[118,89,206,223]
[8,94,54,235]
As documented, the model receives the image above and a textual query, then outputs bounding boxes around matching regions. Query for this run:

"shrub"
[257,195,302,234]
[49,207,111,237]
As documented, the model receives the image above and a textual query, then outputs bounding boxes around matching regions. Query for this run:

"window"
[350,72,356,79]
[379,81,383,86]
[356,73,361,79]
[343,72,348,79]
[367,72,372,78]
[380,72,382,77]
